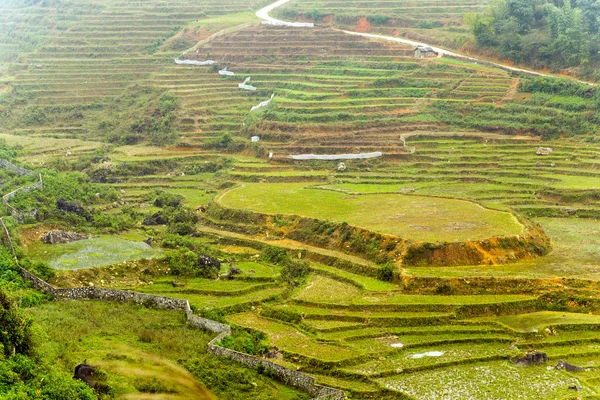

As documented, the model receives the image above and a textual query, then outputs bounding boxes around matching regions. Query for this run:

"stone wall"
[0,159,35,176]
[15,267,344,399]
[2,172,43,221]
[207,337,344,399]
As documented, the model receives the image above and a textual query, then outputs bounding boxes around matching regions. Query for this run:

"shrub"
[377,263,395,282]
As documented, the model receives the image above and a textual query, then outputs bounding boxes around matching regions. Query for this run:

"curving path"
[255,0,596,83]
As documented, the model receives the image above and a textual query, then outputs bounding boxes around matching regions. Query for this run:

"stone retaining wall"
[16,265,344,399]
[207,336,344,399]
[0,159,36,176]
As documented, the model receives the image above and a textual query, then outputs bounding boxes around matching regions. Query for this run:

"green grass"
[475,312,600,333]
[26,300,307,400]
[376,361,594,399]
[294,275,535,306]
[27,236,162,270]
[346,342,516,375]
[310,263,399,291]
[218,183,524,242]
[227,312,360,361]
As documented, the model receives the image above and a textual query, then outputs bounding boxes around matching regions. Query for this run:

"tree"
[0,290,34,357]
[506,0,535,33]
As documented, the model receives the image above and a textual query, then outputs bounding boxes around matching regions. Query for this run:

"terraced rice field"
[3,0,600,399]
[218,182,523,242]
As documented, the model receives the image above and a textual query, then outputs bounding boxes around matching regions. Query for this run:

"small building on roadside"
[414,45,437,58]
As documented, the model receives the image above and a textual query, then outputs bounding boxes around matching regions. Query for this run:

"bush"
[377,263,395,282]
[166,248,219,278]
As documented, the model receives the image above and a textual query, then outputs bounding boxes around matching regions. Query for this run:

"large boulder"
[556,360,584,372]
[74,363,110,393]
[41,230,88,245]
[513,351,548,366]
[536,147,553,156]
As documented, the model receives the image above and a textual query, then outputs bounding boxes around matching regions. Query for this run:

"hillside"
[0,0,600,399]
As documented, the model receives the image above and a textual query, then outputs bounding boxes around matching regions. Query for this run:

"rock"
[57,198,92,221]
[536,147,553,156]
[336,162,347,171]
[556,360,584,372]
[513,351,548,366]
[142,211,167,226]
[74,363,109,392]
[265,346,283,360]
[198,254,221,271]
[40,230,88,244]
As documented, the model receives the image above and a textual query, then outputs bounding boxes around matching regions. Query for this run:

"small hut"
[414,45,437,58]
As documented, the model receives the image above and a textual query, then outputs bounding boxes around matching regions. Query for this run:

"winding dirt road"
[256,0,595,83]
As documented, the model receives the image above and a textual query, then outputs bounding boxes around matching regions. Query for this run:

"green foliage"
[0,289,34,358]
[377,263,395,282]
[519,76,594,97]
[166,248,218,278]
[469,0,599,70]
[6,170,130,232]
[100,86,180,146]
[0,355,98,400]
[202,133,248,152]
[218,327,268,355]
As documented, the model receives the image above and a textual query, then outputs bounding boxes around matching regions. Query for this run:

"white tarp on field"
[261,20,314,27]
[174,59,215,66]
[219,67,235,76]
[239,77,256,91]
[289,152,383,160]
[251,93,274,111]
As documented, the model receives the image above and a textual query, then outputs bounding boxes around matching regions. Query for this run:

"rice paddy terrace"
[271,0,493,49]
[1,0,600,399]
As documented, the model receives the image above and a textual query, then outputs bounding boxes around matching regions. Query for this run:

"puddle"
[411,351,445,359]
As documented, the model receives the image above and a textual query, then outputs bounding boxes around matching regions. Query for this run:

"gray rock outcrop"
[513,351,548,366]
[41,230,88,244]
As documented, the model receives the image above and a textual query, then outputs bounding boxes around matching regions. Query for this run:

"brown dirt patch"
[356,17,371,33]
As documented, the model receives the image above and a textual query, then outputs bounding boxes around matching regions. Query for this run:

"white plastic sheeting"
[251,93,274,111]
[261,20,314,27]
[251,136,260,142]
[174,59,215,66]
[289,152,382,160]
[219,67,235,76]
[238,77,256,91]
[256,0,315,27]
[411,351,445,359]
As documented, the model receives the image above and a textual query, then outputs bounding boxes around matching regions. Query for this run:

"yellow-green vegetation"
[219,183,524,242]
[2,0,600,398]
[227,312,360,362]
[377,361,595,399]
[27,236,162,270]
[476,312,600,333]
[406,218,600,280]
[27,300,307,400]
